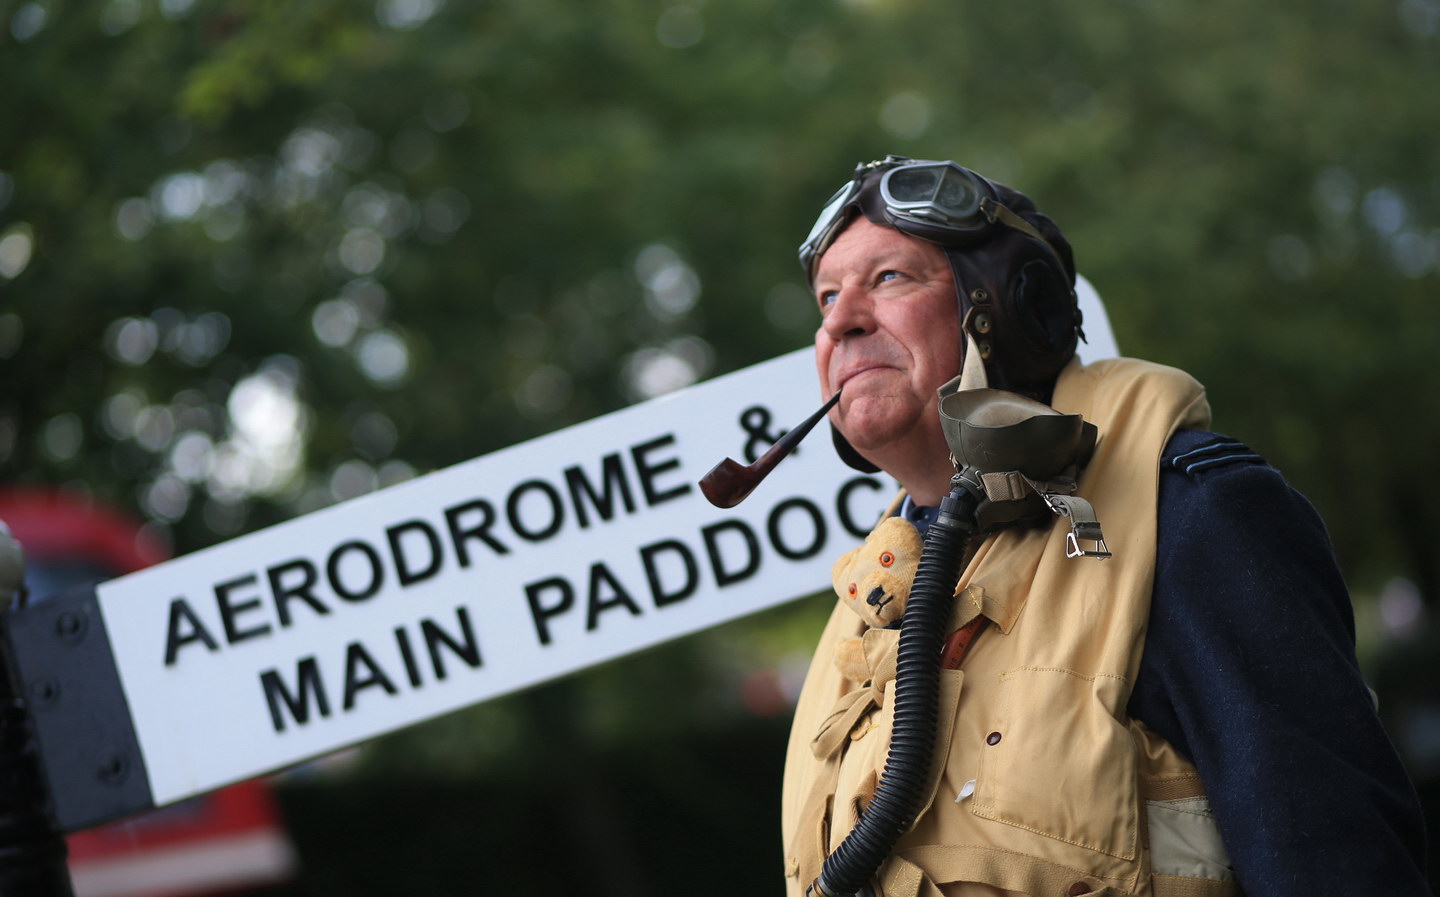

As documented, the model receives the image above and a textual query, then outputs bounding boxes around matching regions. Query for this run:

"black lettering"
[564,453,636,528]
[327,540,385,602]
[163,597,219,666]
[214,574,272,646]
[267,558,329,627]
[387,519,444,587]
[524,576,574,646]
[631,433,691,506]
[395,626,423,687]
[640,539,699,608]
[767,497,827,561]
[585,562,643,630]
[507,479,565,542]
[260,657,330,732]
[837,476,886,539]
[421,606,482,680]
[701,519,762,587]
[343,641,398,710]
[444,498,509,563]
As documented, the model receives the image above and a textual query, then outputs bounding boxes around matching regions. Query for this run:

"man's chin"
[837,400,910,449]
[838,423,905,460]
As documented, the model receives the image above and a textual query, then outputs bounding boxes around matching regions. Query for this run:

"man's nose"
[820,284,876,340]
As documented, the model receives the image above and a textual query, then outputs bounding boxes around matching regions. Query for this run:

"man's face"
[813,217,962,462]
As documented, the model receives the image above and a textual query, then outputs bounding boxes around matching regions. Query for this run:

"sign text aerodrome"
[97,349,892,807]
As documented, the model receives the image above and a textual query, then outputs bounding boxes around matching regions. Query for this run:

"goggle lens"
[937,170,979,214]
[803,182,856,250]
[881,162,983,226]
[885,167,942,203]
[799,180,858,273]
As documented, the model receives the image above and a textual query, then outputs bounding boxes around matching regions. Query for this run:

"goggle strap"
[980,197,1076,304]
[980,197,1051,250]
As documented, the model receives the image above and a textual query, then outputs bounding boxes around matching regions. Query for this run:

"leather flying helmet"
[800,156,1084,472]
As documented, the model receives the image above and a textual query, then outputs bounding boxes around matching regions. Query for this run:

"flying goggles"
[798,155,1062,285]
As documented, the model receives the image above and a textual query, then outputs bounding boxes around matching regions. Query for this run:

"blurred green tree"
[4,0,1437,596]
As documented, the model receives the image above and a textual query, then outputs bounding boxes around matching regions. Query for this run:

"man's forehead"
[814,219,949,282]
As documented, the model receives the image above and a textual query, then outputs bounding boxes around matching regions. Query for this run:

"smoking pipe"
[699,392,841,508]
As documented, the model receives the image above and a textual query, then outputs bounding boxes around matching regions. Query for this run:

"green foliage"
[7,0,1433,590]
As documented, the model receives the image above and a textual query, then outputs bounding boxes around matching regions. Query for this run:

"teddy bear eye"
[848,583,857,597]
[879,552,895,567]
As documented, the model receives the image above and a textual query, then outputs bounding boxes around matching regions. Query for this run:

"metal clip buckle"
[1065,531,1112,560]
[979,195,1000,224]
[1032,485,1061,515]
[1029,483,1112,561]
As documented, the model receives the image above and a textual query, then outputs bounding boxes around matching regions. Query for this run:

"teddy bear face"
[831,516,925,629]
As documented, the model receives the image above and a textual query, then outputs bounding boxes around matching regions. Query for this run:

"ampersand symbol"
[740,405,792,464]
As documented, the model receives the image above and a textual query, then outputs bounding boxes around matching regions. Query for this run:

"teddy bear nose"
[865,586,887,607]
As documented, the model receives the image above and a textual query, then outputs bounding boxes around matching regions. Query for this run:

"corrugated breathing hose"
[810,472,981,897]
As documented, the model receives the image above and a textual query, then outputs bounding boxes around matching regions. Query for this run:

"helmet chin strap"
[958,331,989,391]
[936,332,988,401]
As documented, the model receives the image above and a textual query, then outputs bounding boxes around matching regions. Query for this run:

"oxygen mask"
[937,336,1110,557]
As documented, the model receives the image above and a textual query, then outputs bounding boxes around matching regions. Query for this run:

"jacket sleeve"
[1127,432,1431,896]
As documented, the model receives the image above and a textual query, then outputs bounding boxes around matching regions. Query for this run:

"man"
[780,157,1429,897]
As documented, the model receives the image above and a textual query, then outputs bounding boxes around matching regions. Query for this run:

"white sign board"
[1074,275,1119,365]
[98,348,894,807]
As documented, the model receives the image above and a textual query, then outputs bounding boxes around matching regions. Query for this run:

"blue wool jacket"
[1130,430,1428,895]
[901,430,1429,895]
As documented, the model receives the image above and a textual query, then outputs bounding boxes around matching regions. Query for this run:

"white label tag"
[955,779,977,802]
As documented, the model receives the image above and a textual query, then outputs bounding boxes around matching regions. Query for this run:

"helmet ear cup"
[1012,257,1076,359]
[986,252,1077,402]
[946,229,1079,404]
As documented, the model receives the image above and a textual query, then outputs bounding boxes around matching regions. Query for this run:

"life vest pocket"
[971,667,1139,861]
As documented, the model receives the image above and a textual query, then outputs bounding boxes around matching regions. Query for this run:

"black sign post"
[0,524,73,897]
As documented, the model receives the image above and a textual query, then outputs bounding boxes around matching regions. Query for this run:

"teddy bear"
[830,516,924,683]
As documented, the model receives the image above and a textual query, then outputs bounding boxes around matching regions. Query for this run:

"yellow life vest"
[782,357,1240,897]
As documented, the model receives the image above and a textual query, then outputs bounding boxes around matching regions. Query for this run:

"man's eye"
[818,290,838,307]
[878,270,903,283]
